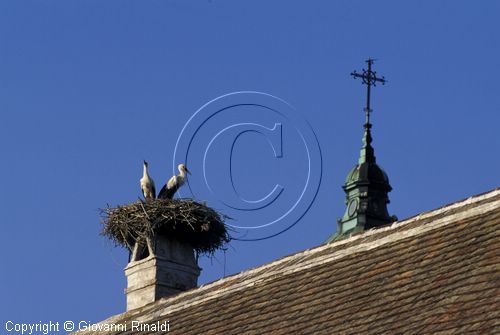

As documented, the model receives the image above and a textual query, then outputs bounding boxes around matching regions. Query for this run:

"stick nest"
[100,199,231,256]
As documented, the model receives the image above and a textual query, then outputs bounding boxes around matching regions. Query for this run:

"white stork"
[140,160,156,201]
[158,163,191,199]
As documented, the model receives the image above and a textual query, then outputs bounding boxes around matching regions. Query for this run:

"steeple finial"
[351,58,386,126]
[351,59,386,164]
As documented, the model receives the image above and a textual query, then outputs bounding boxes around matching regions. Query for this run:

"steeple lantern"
[329,59,396,242]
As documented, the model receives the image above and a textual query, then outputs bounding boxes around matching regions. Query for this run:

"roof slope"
[79,189,500,335]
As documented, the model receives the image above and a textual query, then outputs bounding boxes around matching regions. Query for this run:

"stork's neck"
[178,169,186,178]
[143,164,149,177]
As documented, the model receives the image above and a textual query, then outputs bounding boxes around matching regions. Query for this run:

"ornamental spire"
[327,59,395,242]
[351,59,386,164]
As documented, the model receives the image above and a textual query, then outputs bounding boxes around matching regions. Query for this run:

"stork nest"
[100,199,231,256]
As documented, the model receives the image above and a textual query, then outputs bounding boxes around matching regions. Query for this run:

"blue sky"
[1,0,499,329]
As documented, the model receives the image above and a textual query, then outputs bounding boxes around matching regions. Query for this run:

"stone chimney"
[124,235,201,311]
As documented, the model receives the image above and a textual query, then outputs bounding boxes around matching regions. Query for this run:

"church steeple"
[328,59,396,242]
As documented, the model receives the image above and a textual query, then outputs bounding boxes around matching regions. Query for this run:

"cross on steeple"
[351,59,386,126]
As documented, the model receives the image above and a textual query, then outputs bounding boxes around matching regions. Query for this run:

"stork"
[140,160,156,201]
[158,163,191,199]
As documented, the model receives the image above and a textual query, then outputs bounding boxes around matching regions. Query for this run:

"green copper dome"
[345,162,391,190]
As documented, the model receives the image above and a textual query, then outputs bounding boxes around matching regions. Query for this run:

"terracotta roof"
[77,188,500,334]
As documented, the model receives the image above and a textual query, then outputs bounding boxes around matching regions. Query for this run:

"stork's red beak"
[186,167,191,175]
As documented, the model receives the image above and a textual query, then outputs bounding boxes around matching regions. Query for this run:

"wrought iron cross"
[351,59,386,125]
